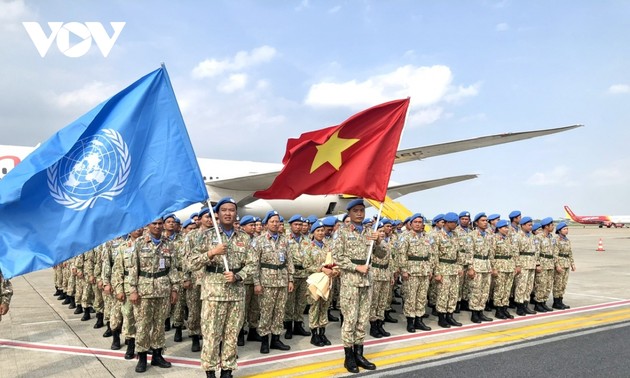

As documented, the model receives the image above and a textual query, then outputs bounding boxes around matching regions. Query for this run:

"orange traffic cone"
[596,238,605,252]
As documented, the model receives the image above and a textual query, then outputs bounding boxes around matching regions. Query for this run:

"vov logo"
[23,22,125,58]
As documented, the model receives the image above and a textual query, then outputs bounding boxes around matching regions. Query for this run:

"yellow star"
[310,130,360,173]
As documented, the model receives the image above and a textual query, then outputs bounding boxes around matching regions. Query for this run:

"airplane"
[0,124,581,219]
[563,205,629,228]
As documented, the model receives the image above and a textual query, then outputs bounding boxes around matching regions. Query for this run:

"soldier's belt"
[494,255,512,260]
[205,265,242,274]
[540,254,554,259]
[520,252,535,256]
[408,256,429,262]
[294,264,305,270]
[558,253,571,258]
[372,262,389,269]
[438,258,457,264]
[473,255,489,260]
[260,263,286,270]
[351,259,367,265]
[138,268,170,278]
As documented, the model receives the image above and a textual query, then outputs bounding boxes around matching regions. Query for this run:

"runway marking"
[1,299,629,373]
[565,292,627,301]
[19,320,64,326]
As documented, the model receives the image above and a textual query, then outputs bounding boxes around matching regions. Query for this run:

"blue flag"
[0,67,208,278]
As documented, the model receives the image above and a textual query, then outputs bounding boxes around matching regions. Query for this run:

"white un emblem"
[47,129,131,211]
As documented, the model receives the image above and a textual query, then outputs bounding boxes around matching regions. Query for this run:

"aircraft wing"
[387,174,478,199]
[207,171,279,192]
[394,125,582,164]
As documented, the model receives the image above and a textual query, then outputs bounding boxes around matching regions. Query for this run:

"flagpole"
[365,201,384,266]
[208,198,230,272]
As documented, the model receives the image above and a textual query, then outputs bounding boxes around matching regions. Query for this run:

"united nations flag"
[0,67,208,279]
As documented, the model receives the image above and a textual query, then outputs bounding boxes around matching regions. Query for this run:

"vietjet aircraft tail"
[564,205,579,221]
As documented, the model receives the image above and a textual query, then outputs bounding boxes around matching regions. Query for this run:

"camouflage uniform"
[514,230,538,304]
[455,226,474,303]
[490,233,516,307]
[188,227,250,373]
[427,227,443,308]
[398,230,434,318]
[284,233,311,325]
[182,229,203,339]
[533,233,557,304]
[467,229,493,311]
[73,254,87,308]
[553,234,574,299]
[0,270,12,322]
[332,224,386,348]
[102,238,124,334]
[128,236,179,354]
[112,238,138,344]
[433,229,461,314]
[304,240,334,328]
[167,233,186,330]
[250,231,294,337]
[369,236,393,323]
[241,231,260,335]
[84,248,105,318]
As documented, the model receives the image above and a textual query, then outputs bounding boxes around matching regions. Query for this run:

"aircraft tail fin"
[365,196,413,221]
[564,205,578,221]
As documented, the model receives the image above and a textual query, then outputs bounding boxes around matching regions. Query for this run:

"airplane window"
[1,168,6,174]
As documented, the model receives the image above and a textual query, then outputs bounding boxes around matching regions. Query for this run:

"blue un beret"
[532,222,542,232]
[240,215,256,226]
[488,214,500,221]
[496,219,509,229]
[190,212,199,219]
[520,216,533,225]
[288,214,303,224]
[310,220,325,233]
[432,214,445,225]
[403,216,411,225]
[346,198,365,211]
[444,212,459,223]
[198,208,210,218]
[214,197,237,213]
[362,218,372,225]
[182,219,194,228]
[254,216,262,222]
[381,218,392,225]
[409,213,424,223]
[306,215,318,224]
[474,212,486,223]
[509,210,521,219]
[322,216,338,227]
[459,211,471,218]
[163,213,176,221]
[393,220,401,226]
[263,210,279,224]
[279,216,285,222]
[556,222,568,233]
[541,217,554,227]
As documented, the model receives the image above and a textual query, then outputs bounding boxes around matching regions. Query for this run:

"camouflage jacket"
[304,240,335,275]
[332,224,386,287]
[490,233,516,272]
[455,226,474,267]
[250,231,294,288]
[101,238,124,286]
[188,226,250,301]
[287,233,312,279]
[371,235,393,282]
[397,231,434,276]
[516,231,539,269]
[469,228,493,273]
[555,235,574,268]
[84,247,102,284]
[536,233,558,269]
[433,229,461,276]
[112,238,137,296]
[128,236,179,298]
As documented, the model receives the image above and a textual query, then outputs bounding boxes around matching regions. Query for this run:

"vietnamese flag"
[254,98,410,201]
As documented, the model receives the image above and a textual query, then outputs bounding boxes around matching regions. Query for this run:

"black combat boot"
[516,303,526,316]
[174,327,183,343]
[102,321,112,337]
[446,313,462,327]
[524,301,537,315]
[377,320,390,337]
[270,334,290,350]
[559,297,570,309]
[220,369,233,378]
[191,335,201,352]
[206,370,216,378]
[541,301,554,312]
[369,321,382,338]
[508,297,516,309]
[328,309,339,322]
[62,294,72,305]
[534,300,547,313]
[431,305,439,317]
[495,306,507,319]
[319,327,331,345]
[293,321,311,336]
[471,310,481,323]
[414,316,431,331]
[478,310,493,322]
[151,348,172,368]
[384,310,398,323]
[406,317,416,333]
[260,334,270,354]
[454,301,461,313]
[125,338,136,360]
[94,312,104,328]
[73,303,83,314]
[438,313,451,328]
[485,300,494,312]
[283,321,293,339]
[58,292,67,300]
[68,296,76,309]
[81,307,92,321]
[354,344,376,370]
[111,329,122,350]
[344,346,359,373]
[54,288,63,296]
[135,351,147,373]
[460,299,470,311]
[237,329,244,346]
[503,306,514,319]
[164,317,171,331]
[310,328,324,347]
[247,327,263,342]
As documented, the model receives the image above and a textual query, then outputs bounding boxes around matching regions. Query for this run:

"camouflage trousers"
[330,277,340,308]
[428,278,438,306]
[243,283,260,329]
[258,286,287,337]
[186,285,202,336]
[107,294,123,331]
[369,280,389,322]
[74,276,84,302]
[121,297,136,339]
[467,272,491,311]
[402,275,430,318]
[553,268,570,298]
[385,279,394,311]
[54,266,63,289]
[133,296,168,353]
[534,269,554,302]
[458,265,471,301]
[514,268,536,303]
[493,271,515,307]
[103,291,113,322]
[436,274,459,313]
[308,293,331,329]
[285,277,308,322]
[172,286,186,327]
[200,300,244,372]
[61,266,70,293]
[80,280,94,308]
[88,283,104,312]
[340,282,372,348]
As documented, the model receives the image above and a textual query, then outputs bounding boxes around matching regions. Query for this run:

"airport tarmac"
[1,226,629,377]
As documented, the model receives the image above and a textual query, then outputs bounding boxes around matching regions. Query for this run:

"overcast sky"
[1,0,629,219]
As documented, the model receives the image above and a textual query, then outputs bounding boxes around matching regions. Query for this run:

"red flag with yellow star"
[254,98,410,201]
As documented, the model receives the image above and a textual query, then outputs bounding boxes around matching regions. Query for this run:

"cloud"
[496,23,509,32]
[328,5,341,14]
[217,73,248,93]
[587,160,630,186]
[192,45,277,79]
[526,165,577,186]
[608,84,629,94]
[50,81,119,108]
[0,0,28,22]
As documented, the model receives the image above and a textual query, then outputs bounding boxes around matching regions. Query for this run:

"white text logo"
[23,22,125,58]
